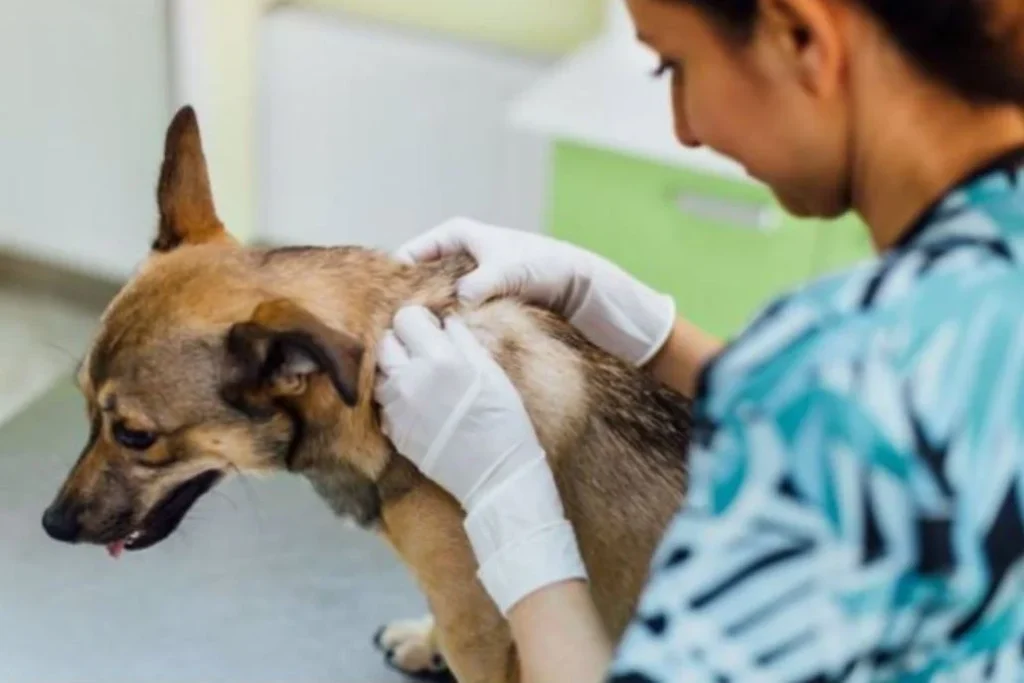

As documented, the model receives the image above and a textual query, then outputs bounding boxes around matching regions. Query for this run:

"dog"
[41,105,691,683]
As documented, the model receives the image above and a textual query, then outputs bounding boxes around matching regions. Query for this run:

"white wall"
[0,0,172,281]
[256,8,551,251]
[169,0,273,243]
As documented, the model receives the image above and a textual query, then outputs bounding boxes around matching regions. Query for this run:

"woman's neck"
[852,94,1024,252]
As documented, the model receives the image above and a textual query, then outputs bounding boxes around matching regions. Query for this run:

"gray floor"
[0,379,427,682]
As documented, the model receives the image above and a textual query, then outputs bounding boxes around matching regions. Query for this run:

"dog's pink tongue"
[106,540,126,559]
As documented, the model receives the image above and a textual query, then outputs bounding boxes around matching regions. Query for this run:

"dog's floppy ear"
[152,105,229,252]
[224,299,365,413]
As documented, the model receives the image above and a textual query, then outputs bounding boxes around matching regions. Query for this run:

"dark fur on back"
[539,312,692,471]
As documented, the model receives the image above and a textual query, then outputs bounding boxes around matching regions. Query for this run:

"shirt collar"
[892,143,1024,251]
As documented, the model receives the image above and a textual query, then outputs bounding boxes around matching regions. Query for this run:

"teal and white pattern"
[609,149,1024,682]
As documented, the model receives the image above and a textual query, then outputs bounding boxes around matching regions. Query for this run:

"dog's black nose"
[42,501,82,542]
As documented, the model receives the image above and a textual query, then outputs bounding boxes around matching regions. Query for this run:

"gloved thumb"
[456,267,509,304]
[443,316,493,367]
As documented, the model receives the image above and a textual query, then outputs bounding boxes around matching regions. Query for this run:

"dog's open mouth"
[106,470,223,558]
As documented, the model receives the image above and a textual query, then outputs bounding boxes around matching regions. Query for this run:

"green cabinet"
[814,212,876,274]
[546,142,874,339]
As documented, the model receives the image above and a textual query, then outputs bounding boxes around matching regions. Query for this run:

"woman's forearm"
[646,317,723,398]
[508,580,612,683]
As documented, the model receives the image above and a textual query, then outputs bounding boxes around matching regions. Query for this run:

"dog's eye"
[112,423,157,451]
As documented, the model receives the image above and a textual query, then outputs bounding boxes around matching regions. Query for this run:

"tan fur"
[44,106,690,683]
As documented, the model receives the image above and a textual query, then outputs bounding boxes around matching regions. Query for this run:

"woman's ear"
[759,0,846,98]
[152,105,233,252]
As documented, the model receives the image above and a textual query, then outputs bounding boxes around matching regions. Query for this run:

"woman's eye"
[112,423,157,451]
[651,58,679,79]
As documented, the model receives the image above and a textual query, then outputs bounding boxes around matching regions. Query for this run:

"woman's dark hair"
[678,0,1024,104]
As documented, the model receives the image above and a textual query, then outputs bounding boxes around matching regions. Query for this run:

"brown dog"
[41,106,690,683]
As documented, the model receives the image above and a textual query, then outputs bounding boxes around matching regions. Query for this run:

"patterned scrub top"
[608,146,1024,682]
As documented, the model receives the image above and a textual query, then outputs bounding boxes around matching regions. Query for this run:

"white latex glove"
[395,217,677,367]
[375,305,587,614]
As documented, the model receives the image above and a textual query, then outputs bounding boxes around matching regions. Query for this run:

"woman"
[374,0,1024,680]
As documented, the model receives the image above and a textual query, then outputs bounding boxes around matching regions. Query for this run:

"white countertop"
[509,36,752,182]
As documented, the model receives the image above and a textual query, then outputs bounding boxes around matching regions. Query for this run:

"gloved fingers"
[456,266,512,304]
[391,306,446,359]
[374,374,402,410]
[443,316,494,367]
[392,217,480,265]
[375,330,410,377]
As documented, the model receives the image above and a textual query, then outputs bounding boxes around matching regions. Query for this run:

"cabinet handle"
[673,191,783,232]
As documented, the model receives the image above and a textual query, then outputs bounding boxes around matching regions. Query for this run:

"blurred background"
[0,1,874,680]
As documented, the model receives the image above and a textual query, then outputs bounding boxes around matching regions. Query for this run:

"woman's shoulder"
[701,258,1024,424]
[693,268,1022,517]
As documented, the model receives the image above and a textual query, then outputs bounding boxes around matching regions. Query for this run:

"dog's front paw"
[373,615,452,682]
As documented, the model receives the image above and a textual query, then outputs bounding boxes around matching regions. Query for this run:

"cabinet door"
[0,0,170,281]
[548,143,824,339]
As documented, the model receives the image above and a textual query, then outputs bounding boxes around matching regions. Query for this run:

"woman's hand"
[375,305,588,615]
[376,306,613,682]
[395,217,678,368]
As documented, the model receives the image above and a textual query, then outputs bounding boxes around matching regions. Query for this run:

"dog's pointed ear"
[224,299,365,412]
[153,105,229,252]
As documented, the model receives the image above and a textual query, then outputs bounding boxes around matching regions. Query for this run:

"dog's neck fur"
[253,245,471,529]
